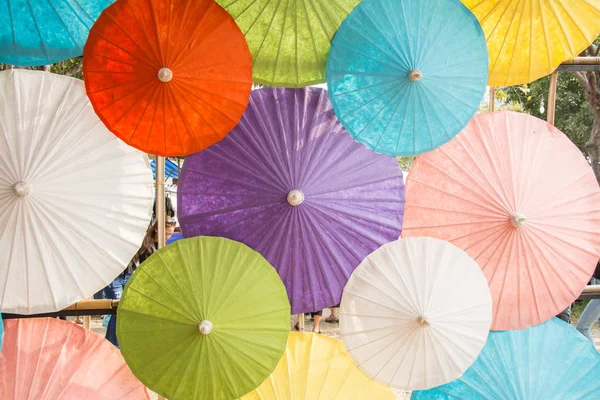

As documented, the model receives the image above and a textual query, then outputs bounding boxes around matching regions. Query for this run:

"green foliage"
[504,74,593,153]
[50,57,83,79]
[397,156,416,172]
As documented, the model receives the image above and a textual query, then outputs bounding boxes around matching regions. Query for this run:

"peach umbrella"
[0,318,148,399]
[402,111,600,331]
[83,0,252,156]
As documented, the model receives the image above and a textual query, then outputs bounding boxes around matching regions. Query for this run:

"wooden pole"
[298,314,305,331]
[547,71,559,126]
[489,86,496,111]
[156,156,166,249]
[155,156,167,400]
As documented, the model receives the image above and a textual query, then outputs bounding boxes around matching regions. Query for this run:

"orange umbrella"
[0,318,148,399]
[83,0,252,156]
[402,111,600,331]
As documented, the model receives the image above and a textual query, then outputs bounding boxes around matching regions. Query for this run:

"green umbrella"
[217,0,361,87]
[117,236,290,400]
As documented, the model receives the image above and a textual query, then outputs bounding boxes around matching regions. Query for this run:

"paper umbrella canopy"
[216,0,361,87]
[411,318,600,399]
[178,87,405,314]
[403,111,600,331]
[341,237,492,391]
[117,236,290,400]
[239,333,396,400]
[83,0,252,156]
[462,0,600,86]
[0,70,154,314]
[0,318,148,399]
[326,0,488,156]
[0,0,113,66]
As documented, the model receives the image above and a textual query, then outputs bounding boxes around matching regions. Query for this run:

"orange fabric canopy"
[84,0,252,156]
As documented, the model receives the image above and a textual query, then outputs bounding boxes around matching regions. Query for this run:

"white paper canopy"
[340,237,492,391]
[0,70,154,314]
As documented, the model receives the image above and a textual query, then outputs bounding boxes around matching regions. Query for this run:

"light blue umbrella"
[0,0,113,66]
[326,0,488,156]
[0,313,3,350]
[411,318,600,399]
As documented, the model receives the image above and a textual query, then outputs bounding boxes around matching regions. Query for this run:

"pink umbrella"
[0,318,148,399]
[402,111,600,330]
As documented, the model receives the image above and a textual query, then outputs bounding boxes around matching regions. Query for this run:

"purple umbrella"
[178,87,404,314]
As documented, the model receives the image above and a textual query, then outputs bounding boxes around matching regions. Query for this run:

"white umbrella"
[340,237,492,391]
[0,70,154,314]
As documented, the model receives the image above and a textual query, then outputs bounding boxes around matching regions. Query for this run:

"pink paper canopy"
[0,318,148,399]
[403,111,600,330]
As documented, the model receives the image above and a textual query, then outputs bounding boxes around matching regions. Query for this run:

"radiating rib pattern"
[411,318,600,400]
[83,0,252,156]
[239,333,396,400]
[326,0,488,156]
[117,236,290,400]
[0,318,148,399]
[0,70,153,314]
[217,0,361,87]
[0,0,113,66]
[402,111,600,331]
[178,87,404,314]
[462,0,600,86]
[341,237,492,391]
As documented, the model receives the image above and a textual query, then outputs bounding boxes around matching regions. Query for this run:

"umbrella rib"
[125,1,162,65]
[341,80,406,125]
[269,0,291,85]
[331,42,406,73]
[415,156,508,216]
[296,208,354,309]
[153,250,202,320]
[442,135,512,212]
[524,225,594,280]
[124,284,198,324]
[23,0,53,63]
[413,2,462,66]
[303,0,332,83]
[349,8,406,67]
[101,11,160,67]
[170,78,247,120]
[527,222,600,260]
[245,0,285,74]
[407,181,506,217]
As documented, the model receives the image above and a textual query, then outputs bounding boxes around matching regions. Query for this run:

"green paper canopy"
[117,236,291,400]
[217,0,361,87]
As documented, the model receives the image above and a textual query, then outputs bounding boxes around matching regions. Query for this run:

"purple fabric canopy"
[178,87,404,314]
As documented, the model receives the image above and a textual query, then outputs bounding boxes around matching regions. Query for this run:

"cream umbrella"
[0,70,154,314]
[340,237,492,391]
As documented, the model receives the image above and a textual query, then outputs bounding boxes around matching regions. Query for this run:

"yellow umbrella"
[239,333,396,400]
[462,0,600,86]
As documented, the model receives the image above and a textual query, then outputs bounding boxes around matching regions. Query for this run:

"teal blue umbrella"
[0,0,113,66]
[411,318,600,399]
[326,0,488,156]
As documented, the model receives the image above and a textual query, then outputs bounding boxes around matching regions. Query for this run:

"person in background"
[576,262,600,346]
[104,217,176,347]
[325,305,340,323]
[556,306,572,324]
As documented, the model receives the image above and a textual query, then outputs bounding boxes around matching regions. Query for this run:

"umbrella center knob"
[408,69,422,82]
[416,315,430,327]
[510,213,527,228]
[199,320,213,335]
[158,68,173,83]
[12,181,30,197]
[287,190,305,206]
